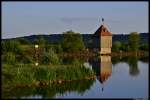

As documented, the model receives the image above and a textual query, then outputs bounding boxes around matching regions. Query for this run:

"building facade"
[93,24,112,54]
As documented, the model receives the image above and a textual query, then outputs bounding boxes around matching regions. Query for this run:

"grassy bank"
[2,63,95,88]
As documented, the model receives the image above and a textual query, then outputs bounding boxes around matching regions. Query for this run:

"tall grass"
[2,64,95,87]
[41,48,60,65]
[2,52,17,65]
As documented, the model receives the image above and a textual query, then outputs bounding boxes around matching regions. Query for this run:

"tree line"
[112,32,149,52]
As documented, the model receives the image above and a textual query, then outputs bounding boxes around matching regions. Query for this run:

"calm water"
[2,56,148,99]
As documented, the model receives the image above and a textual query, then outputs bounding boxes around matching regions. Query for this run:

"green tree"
[139,44,149,51]
[33,36,48,53]
[120,43,131,52]
[112,41,121,52]
[33,36,48,45]
[2,40,23,54]
[17,38,30,45]
[61,30,85,53]
[127,56,139,76]
[128,32,140,51]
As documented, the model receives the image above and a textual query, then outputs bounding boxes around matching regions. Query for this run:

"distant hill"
[112,33,149,44]
[2,33,148,48]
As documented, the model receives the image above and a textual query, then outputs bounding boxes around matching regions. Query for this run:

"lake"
[2,56,148,99]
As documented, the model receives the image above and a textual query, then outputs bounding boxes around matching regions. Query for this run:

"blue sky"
[2,2,148,39]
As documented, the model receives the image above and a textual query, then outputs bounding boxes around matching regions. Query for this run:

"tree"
[17,38,30,45]
[33,36,49,53]
[120,43,131,52]
[2,40,23,54]
[128,32,140,51]
[33,36,48,45]
[112,41,121,52]
[127,56,139,76]
[61,30,85,53]
[139,43,149,51]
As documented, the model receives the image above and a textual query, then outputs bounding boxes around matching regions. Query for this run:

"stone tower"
[93,19,112,54]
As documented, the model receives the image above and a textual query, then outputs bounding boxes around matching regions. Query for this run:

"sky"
[2,2,148,39]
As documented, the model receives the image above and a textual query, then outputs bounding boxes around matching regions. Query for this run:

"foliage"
[111,32,148,52]
[19,55,34,64]
[2,52,17,65]
[139,44,149,51]
[2,64,95,86]
[1,40,23,54]
[41,48,60,65]
[128,32,140,51]
[33,36,48,46]
[112,41,121,52]
[61,30,85,53]
[17,38,30,45]
[127,57,139,76]
[46,43,63,53]
[2,79,95,99]
[119,43,131,51]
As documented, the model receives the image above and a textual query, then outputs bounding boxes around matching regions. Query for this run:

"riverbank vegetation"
[2,64,95,87]
[112,32,149,52]
[1,31,148,88]
[2,30,95,88]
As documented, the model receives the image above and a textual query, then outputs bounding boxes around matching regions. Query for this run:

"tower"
[93,18,112,54]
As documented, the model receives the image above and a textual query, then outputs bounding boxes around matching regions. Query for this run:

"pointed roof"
[99,73,111,83]
[94,25,112,37]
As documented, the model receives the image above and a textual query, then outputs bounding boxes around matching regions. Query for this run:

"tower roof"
[99,73,111,83]
[94,25,112,37]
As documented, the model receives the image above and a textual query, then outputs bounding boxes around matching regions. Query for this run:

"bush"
[2,40,23,54]
[17,38,30,45]
[46,44,63,53]
[112,41,121,52]
[19,55,34,64]
[61,30,85,53]
[120,43,131,52]
[33,36,48,46]
[139,44,149,51]
[2,52,17,65]
[41,48,60,65]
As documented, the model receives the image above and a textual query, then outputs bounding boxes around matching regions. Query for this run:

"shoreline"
[2,76,96,90]
[58,51,149,57]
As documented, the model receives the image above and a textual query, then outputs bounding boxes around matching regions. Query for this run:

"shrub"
[17,38,30,45]
[139,44,149,51]
[2,40,23,54]
[61,30,85,53]
[112,41,121,52]
[41,48,60,65]
[2,52,16,65]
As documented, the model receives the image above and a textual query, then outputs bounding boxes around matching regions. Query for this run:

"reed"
[2,64,95,87]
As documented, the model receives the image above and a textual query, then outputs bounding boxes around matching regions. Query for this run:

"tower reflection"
[99,56,112,85]
[89,55,112,91]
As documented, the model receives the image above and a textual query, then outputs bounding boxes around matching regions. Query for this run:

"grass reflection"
[2,79,95,99]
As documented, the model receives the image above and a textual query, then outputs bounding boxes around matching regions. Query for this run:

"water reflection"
[111,56,148,77]
[88,55,148,92]
[127,56,139,76]
[2,55,148,98]
[2,79,95,99]
[89,56,112,91]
